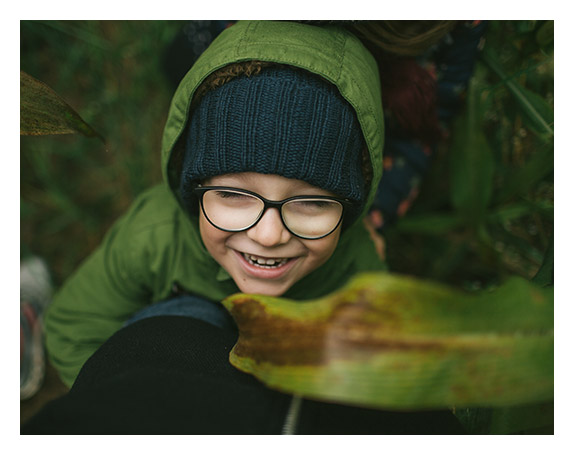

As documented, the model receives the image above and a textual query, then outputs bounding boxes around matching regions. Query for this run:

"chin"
[234,278,293,297]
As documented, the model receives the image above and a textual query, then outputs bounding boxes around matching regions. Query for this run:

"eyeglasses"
[194,186,351,240]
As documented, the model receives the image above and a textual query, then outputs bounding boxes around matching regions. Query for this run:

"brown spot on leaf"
[227,295,469,366]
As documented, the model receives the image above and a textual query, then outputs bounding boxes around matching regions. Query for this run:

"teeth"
[244,253,288,268]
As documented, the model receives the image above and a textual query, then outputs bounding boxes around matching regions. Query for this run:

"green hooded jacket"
[45,20,386,387]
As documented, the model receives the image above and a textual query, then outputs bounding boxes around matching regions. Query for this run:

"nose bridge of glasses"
[258,202,287,228]
[247,204,292,245]
[267,199,312,235]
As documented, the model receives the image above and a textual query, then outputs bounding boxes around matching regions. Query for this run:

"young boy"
[44,20,386,389]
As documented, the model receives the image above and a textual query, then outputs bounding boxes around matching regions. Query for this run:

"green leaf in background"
[494,145,554,204]
[535,21,554,54]
[449,77,495,226]
[222,272,553,411]
[481,48,554,141]
[514,86,554,141]
[532,235,553,287]
[20,70,104,142]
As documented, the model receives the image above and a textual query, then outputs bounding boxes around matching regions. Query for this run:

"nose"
[246,208,292,247]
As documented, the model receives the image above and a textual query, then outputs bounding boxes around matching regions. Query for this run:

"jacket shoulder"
[122,184,184,231]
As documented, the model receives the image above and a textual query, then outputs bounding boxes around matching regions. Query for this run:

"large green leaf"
[20,70,103,141]
[222,273,553,410]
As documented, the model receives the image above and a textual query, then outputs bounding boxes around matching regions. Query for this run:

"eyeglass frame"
[193,185,353,240]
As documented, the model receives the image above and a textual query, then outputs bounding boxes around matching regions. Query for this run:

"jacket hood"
[161,20,384,229]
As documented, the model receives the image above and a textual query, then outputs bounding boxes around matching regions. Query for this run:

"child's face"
[198,172,342,296]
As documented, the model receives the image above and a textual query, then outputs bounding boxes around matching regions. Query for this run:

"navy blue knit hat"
[179,66,366,223]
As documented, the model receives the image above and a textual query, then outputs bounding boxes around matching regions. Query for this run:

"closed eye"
[286,199,340,213]
[215,190,252,200]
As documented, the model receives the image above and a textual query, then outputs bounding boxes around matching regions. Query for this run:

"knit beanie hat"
[179,66,366,225]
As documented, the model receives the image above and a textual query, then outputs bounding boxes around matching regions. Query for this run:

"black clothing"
[23,316,464,435]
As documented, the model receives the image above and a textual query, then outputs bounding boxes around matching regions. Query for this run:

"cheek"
[303,228,341,264]
[199,212,228,253]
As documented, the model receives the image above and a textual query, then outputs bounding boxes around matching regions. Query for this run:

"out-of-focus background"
[21,21,182,284]
[20,20,554,428]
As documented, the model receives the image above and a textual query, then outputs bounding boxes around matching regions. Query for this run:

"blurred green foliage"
[20,20,553,288]
[385,20,553,291]
[21,21,183,283]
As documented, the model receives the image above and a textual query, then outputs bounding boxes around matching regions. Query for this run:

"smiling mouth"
[242,253,290,268]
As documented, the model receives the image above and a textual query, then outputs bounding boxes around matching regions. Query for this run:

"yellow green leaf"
[20,70,103,141]
[222,273,553,410]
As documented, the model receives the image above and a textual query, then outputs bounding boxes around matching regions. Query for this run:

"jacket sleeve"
[44,188,177,387]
